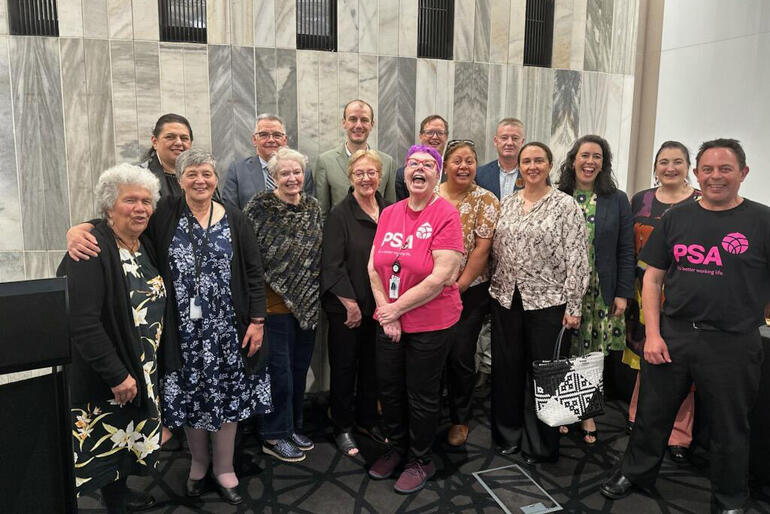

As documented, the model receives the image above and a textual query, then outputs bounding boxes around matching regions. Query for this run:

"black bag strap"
[551,326,585,360]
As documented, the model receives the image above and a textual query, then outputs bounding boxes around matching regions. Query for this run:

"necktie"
[264,166,276,191]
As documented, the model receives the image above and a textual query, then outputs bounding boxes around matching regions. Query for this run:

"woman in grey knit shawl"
[244,147,323,462]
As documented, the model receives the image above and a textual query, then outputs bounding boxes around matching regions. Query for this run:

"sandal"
[335,431,359,457]
[581,429,598,444]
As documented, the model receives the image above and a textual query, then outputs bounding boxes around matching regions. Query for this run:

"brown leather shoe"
[447,424,469,446]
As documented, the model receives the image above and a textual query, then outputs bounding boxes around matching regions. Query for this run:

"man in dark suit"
[395,114,449,200]
[475,118,526,200]
[222,113,315,209]
[315,99,395,215]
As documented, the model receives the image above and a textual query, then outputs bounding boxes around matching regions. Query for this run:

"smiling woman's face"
[404,151,439,197]
[444,146,477,189]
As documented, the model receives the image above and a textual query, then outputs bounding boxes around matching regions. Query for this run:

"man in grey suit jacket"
[315,99,395,215]
[222,113,315,209]
[475,118,526,200]
[395,114,449,200]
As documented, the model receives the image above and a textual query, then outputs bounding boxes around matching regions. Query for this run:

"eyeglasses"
[420,130,447,137]
[255,131,285,140]
[352,170,378,179]
[406,158,437,171]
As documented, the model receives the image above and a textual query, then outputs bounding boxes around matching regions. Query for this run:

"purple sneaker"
[368,449,403,479]
[394,460,435,494]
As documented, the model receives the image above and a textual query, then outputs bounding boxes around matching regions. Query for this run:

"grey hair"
[254,113,285,133]
[267,147,308,178]
[175,148,218,181]
[95,163,161,218]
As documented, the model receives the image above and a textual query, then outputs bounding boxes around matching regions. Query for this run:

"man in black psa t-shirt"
[601,139,770,513]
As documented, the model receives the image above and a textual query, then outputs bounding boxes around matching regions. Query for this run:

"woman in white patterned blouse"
[488,142,590,464]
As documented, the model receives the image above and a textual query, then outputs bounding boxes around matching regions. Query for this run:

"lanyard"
[187,202,214,295]
[393,194,436,274]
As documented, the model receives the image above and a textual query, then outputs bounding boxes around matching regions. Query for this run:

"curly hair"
[557,134,617,196]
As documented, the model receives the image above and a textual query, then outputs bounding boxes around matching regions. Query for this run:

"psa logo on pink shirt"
[673,232,749,267]
[381,223,434,249]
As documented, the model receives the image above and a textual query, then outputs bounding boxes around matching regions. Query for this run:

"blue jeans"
[260,313,316,440]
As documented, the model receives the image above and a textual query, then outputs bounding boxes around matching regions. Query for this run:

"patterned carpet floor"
[78,395,770,513]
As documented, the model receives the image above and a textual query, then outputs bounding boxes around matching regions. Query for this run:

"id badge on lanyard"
[188,203,213,321]
[388,260,401,299]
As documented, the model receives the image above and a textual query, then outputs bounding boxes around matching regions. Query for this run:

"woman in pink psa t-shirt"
[366,145,464,494]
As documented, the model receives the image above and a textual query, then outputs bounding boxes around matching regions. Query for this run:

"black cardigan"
[58,223,155,407]
[320,189,386,316]
[146,196,268,373]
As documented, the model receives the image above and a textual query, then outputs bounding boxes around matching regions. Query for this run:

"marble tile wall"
[10,37,69,252]
[584,0,613,73]
[0,1,641,280]
[453,61,489,158]
[550,69,581,170]
[0,37,22,252]
[377,56,416,165]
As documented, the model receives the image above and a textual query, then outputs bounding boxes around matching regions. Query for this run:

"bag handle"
[551,326,586,360]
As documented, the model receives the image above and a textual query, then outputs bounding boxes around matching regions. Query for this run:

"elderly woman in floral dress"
[59,164,165,514]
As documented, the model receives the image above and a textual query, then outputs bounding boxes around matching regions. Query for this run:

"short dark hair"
[654,140,691,167]
[696,138,746,170]
[419,114,449,134]
[342,99,375,123]
[143,113,193,160]
[557,134,617,196]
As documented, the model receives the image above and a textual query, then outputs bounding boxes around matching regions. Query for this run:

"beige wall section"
[628,0,664,195]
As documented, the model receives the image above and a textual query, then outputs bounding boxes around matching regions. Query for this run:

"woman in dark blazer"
[321,149,388,457]
[557,134,635,444]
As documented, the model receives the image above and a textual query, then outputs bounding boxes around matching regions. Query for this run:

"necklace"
[114,233,139,253]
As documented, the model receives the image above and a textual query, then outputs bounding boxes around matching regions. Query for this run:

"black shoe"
[355,423,388,445]
[668,445,689,464]
[498,444,521,455]
[600,469,635,500]
[125,488,156,511]
[522,452,558,465]
[215,483,243,505]
[185,476,209,497]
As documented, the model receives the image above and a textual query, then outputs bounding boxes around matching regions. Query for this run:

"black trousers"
[376,324,455,463]
[447,283,490,424]
[327,312,379,432]
[490,291,566,460]
[621,316,763,509]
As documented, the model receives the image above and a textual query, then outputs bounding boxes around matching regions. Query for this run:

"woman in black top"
[321,149,388,457]
[140,113,193,198]
[59,164,165,514]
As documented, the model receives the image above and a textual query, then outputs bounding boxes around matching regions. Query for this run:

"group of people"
[62,99,768,514]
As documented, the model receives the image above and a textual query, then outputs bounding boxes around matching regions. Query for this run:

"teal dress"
[71,245,166,494]
[571,190,626,356]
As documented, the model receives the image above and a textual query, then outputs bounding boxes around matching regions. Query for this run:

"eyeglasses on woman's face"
[406,158,437,171]
[353,170,378,180]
